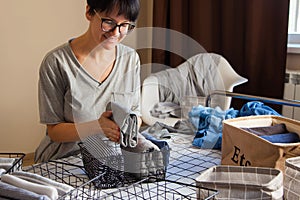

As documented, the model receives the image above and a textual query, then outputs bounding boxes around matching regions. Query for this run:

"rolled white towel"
[0,168,6,176]
[1,174,58,200]
[0,180,51,200]
[0,157,15,164]
[0,158,15,170]
[12,171,74,196]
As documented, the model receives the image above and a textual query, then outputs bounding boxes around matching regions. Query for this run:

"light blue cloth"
[190,101,281,149]
[239,101,281,116]
[190,105,238,149]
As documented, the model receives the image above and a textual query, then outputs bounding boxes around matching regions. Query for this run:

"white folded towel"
[12,171,74,196]
[1,174,58,200]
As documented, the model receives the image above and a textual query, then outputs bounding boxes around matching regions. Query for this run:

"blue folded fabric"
[260,132,299,143]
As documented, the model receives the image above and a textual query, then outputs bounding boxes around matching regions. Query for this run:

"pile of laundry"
[189,101,282,149]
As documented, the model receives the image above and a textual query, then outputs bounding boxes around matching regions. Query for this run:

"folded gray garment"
[1,174,58,200]
[0,180,51,200]
[111,102,138,148]
[12,171,74,196]
[150,102,181,119]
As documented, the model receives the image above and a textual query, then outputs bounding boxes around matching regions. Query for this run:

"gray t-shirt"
[35,41,141,162]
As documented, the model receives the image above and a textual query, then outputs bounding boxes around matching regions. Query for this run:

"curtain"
[152,0,289,111]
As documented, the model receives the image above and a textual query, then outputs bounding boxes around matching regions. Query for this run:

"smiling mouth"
[103,34,119,43]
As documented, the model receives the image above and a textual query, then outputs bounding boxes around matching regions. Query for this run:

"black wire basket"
[0,153,25,173]
[78,142,125,189]
[23,156,103,200]
[101,176,218,200]
[78,138,170,189]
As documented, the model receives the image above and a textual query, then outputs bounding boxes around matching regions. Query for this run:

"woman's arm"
[47,111,121,143]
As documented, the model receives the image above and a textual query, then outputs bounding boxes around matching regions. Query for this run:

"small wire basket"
[101,176,218,200]
[0,153,25,173]
[78,138,170,189]
[78,142,126,189]
[23,156,103,199]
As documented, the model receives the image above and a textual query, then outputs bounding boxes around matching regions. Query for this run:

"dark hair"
[87,0,140,22]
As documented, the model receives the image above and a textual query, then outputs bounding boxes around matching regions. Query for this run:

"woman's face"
[89,7,133,50]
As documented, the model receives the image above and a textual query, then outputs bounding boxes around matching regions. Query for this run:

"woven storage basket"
[78,142,125,189]
[284,156,300,200]
[196,165,283,200]
[222,115,300,171]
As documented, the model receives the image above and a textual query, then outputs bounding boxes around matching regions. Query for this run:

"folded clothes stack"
[242,123,300,143]
[150,102,181,118]
[0,171,74,200]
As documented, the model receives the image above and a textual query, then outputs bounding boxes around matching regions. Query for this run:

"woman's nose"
[110,26,121,36]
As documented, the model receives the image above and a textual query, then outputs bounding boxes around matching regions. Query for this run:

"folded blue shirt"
[260,132,299,143]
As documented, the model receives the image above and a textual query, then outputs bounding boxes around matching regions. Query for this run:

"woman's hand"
[98,111,120,142]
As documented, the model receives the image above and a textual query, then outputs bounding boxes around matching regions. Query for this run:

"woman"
[35,0,141,163]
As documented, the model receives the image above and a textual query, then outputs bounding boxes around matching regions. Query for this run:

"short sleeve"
[38,55,66,124]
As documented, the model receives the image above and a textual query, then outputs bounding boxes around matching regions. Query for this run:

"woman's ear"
[85,5,93,21]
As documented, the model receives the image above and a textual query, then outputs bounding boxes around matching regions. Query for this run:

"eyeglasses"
[94,10,136,35]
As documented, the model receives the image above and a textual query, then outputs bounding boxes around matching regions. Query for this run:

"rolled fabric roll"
[12,171,74,196]
[1,174,58,200]
[0,180,51,200]
[0,168,6,176]
[0,158,15,171]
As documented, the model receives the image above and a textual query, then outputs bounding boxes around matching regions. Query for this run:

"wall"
[123,0,153,82]
[0,0,150,154]
[283,52,300,119]
[0,1,88,153]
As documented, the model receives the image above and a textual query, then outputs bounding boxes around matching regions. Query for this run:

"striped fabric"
[196,165,283,200]
[284,156,300,200]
